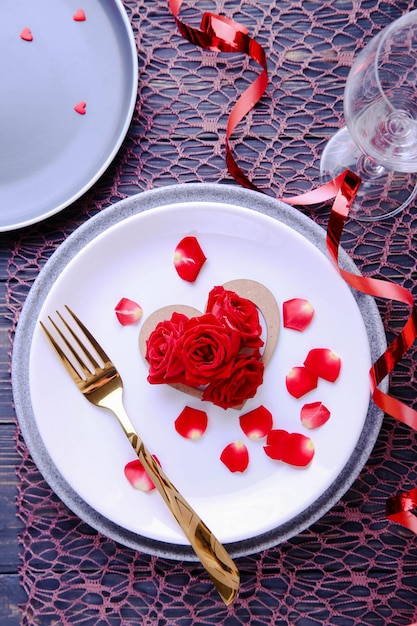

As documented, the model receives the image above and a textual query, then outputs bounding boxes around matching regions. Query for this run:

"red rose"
[146,312,188,384]
[202,351,264,409]
[206,286,264,349]
[180,313,241,387]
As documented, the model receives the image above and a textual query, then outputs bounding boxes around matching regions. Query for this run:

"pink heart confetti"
[73,9,86,22]
[20,28,33,42]
[74,101,86,115]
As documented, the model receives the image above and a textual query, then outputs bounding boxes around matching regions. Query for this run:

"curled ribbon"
[168,0,417,534]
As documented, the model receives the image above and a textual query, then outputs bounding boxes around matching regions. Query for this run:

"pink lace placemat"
[5,0,417,623]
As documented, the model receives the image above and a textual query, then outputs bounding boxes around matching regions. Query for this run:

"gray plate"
[0,0,137,232]
[12,183,388,560]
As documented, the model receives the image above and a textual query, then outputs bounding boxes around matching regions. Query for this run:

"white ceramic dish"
[12,184,387,559]
[0,0,137,231]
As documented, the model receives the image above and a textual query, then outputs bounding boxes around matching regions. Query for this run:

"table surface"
[1,1,417,624]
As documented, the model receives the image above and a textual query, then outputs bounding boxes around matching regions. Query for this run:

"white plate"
[12,184,387,559]
[0,0,137,231]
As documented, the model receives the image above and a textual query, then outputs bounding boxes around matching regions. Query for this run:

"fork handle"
[101,390,239,603]
[124,427,240,605]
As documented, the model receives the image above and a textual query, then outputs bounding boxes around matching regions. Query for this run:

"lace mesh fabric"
[4,0,417,623]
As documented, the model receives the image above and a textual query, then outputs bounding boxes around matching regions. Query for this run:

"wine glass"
[320,11,417,221]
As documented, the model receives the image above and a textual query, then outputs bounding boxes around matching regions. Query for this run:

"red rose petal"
[20,27,33,41]
[173,236,207,282]
[175,406,208,439]
[300,401,331,429]
[220,442,249,473]
[124,456,161,492]
[281,433,315,466]
[304,348,341,382]
[115,297,143,326]
[285,366,318,398]
[283,298,314,331]
[74,101,87,115]
[263,429,290,460]
[73,8,86,21]
[239,405,273,439]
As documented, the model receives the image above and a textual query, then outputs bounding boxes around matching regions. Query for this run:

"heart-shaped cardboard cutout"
[138,279,280,406]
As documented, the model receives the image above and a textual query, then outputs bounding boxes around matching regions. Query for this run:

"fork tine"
[64,305,111,364]
[56,309,102,372]
[40,319,84,385]
[49,313,97,380]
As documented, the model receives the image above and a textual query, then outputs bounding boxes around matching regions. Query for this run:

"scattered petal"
[281,433,315,466]
[73,8,86,21]
[115,297,143,326]
[300,401,331,429]
[283,298,314,331]
[285,366,318,398]
[304,348,341,382]
[239,405,273,439]
[220,441,249,473]
[124,456,160,492]
[175,406,208,439]
[263,429,291,460]
[74,101,87,115]
[20,27,33,41]
[174,236,207,282]
[265,431,314,466]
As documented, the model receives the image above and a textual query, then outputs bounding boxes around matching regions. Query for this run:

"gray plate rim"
[12,183,387,560]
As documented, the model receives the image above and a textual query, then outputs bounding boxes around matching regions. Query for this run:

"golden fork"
[40,305,239,605]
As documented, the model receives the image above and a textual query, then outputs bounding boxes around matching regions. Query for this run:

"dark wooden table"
[1,1,417,624]
[0,268,26,620]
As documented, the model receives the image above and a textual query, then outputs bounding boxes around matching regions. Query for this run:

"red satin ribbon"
[168,0,417,534]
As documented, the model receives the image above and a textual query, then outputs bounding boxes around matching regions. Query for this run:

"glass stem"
[358,155,386,178]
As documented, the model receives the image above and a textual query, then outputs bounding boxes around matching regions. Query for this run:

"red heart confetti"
[74,101,87,115]
[73,8,86,22]
[20,27,33,42]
